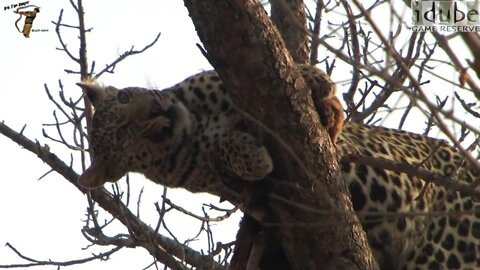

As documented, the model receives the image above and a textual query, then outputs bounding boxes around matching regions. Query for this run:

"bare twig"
[162,196,238,222]
[52,10,80,63]
[340,1,361,119]
[309,0,325,64]
[434,32,480,99]
[93,32,162,79]
[0,242,121,268]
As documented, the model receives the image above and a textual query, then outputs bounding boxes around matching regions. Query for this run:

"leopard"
[338,124,480,269]
[77,65,480,269]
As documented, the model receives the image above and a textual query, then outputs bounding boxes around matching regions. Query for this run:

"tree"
[184,1,376,269]
[1,0,479,269]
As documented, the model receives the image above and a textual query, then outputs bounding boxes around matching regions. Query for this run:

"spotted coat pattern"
[77,65,480,269]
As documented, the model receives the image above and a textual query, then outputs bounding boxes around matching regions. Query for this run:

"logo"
[4,1,47,38]
[411,1,480,32]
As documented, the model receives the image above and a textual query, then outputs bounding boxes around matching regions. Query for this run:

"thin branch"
[82,229,135,248]
[0,242,121,268]
[434,32,480,99]
[341,1,361,119]
[44,83,74,122]
[162,196,238,222]
[454,92,480,119]
[308,0,325,64]
[267,193,480,224]
[52,9,80,63]
[93,32,162,79]
[341,153,480,199]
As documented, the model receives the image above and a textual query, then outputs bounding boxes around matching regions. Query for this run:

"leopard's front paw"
[217,131,273,181]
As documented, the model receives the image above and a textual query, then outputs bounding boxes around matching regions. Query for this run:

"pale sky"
[0,0,477,269]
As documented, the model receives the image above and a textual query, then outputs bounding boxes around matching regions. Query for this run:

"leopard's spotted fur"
[78,65,480,269]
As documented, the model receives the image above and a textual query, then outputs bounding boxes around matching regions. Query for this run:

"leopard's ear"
[78,155,124,189]
[77,81,111,108]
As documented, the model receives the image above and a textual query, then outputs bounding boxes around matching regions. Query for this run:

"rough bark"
[183,1,378,269]
[270,0,310,64]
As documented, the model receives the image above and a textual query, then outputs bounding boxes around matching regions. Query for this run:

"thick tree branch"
[183,1,377,269]
[270,0,310,63]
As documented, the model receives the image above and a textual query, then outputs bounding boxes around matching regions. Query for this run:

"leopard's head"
[77,81,191,189]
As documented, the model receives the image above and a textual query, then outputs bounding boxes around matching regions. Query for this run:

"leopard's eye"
[117,90,130,104]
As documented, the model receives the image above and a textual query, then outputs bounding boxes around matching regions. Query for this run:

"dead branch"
[308,0,325,64]
[0,242,121,269]
[434,32,480,99]
[0,121,224,270]
[52,9,80,64]
[162,196,239,222]
[93,32,162,79]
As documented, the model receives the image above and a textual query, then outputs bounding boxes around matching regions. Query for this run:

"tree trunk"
[183,1,378,269]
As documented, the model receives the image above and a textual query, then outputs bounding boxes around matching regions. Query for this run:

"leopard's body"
[78,65,480,269]
[339,124,480,269]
